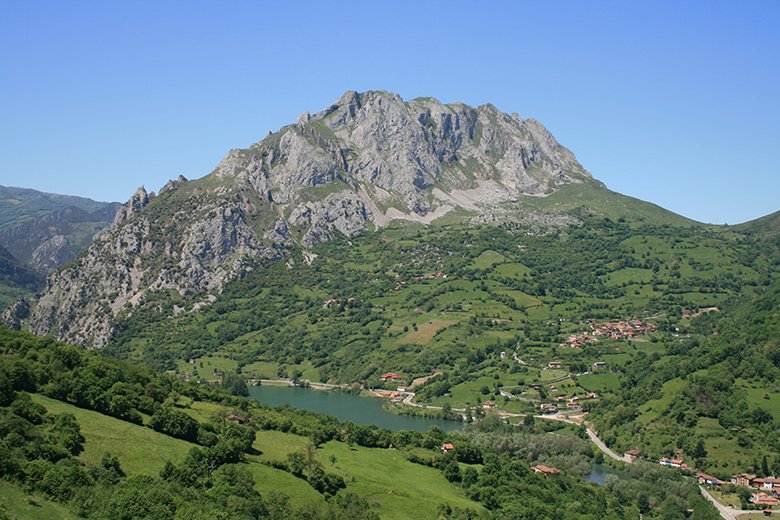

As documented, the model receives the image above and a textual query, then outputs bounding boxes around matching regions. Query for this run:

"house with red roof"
[751,492,779,507]
[732,473,758,487]
[696,471,724,487]
[531,465,561,476]
[754,477,780,492]
[659,457,684,469]
[624,450,640,462]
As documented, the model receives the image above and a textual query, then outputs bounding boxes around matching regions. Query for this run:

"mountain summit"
[10,91,653,346]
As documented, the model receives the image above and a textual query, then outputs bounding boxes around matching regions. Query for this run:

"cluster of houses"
[538,391,600,414]
[728,474,780,506]
[394,271,447,291]
[561,319,656,347]
[659,458,780,508]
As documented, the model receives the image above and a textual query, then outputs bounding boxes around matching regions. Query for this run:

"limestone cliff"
[14,90,600,346]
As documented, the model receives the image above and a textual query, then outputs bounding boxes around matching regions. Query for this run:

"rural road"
[698,486,767,520]
[584,427,631,463]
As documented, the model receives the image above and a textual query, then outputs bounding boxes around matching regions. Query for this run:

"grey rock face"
[17,90,600,346]
[30,235,73,272]
[114,186,151,224]
[289,192,372,248]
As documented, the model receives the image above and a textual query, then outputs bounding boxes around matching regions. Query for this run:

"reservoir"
[248,385,463,432]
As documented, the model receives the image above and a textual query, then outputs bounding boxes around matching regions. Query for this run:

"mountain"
[12,90,693,346]
[0,202,121,272]
[0,185,114,230]
[0,185,120,274]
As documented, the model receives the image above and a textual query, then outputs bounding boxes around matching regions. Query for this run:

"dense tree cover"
[462,418,720,519]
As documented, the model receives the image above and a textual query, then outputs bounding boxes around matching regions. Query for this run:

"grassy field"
[742,381,780,420]
[710,490,741,508]
[26,394,484,518]
[0,482,75,520]
[578,373,621,393]
[244,462,325,506]
[32,394,195,476]
[251,430,312,463]
[318,441,483,520]
[399,319,456,344]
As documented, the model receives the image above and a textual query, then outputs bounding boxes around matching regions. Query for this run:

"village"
[561,319,656,348]
[658,457,780,513]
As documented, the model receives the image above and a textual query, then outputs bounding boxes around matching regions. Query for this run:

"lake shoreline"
[248,384,464,432]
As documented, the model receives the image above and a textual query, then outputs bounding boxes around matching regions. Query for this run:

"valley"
[102,215,779,481]
[1,91,778,519]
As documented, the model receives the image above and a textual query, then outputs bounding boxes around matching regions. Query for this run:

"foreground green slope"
[2,327,673,519]
[0,481,75,520]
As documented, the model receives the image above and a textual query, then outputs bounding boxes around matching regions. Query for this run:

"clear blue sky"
[1,1,778,224]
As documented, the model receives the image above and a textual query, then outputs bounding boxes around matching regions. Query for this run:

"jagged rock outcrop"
[16,90,601,346]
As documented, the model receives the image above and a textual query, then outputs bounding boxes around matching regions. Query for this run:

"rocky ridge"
[11,90,602,346]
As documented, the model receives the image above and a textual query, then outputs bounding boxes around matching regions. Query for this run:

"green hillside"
[734,209,780,237]
[593,277,780,477]
[97,212,780,482]
[518,184,698,226]
[0,185,111,231]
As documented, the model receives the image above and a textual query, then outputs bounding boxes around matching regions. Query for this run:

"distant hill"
[0,185,113,230]
[0,185,119,273]
[0,202,121,272]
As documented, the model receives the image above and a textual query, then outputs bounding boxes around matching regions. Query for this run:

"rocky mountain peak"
[13,90,605,347]
[113,186,152,224]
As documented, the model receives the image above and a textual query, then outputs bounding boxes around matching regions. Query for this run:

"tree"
[221,372,249,397]
[443,460,461,482]
[462,467,478,487]
[692,439,707,462]
[149,407,200,442]
[286,451,306,476]
[637,494,650,514]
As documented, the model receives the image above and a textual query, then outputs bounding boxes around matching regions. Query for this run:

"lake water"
[248,385,463,432]
[587,463,628,485]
